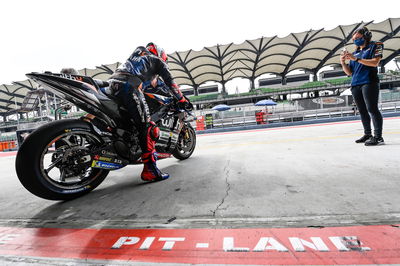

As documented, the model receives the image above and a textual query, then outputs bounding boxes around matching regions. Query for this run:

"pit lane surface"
[0,117,399,265]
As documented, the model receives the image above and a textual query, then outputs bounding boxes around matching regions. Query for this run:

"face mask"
[354,37,365,46]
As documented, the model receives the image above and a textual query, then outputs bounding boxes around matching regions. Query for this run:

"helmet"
[146,42,168,62]
[60,68,79,75]
[353,26,372,41]
[131,46,150,57]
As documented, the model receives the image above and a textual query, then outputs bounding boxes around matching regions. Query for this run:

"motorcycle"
[15,72,196,200]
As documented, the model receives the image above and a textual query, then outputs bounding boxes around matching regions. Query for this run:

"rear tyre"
[172,123,196,160]
[15,119,109,201]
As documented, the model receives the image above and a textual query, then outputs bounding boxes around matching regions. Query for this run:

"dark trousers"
[110,75,150,153]
[351,83,383,137]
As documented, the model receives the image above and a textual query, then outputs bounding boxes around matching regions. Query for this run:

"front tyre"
[15,119,109,200]
[172,123,196,160]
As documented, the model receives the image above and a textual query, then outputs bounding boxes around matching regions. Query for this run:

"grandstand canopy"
[168,18,400,89]
[0,18,399,116]
[0,80,37,115]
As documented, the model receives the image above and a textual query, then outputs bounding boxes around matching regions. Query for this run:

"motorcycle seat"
[94,79,109,88]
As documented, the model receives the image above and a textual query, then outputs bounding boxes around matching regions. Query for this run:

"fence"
[194,101,400,130]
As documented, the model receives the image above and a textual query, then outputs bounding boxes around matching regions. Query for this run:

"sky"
[0,0,399,91]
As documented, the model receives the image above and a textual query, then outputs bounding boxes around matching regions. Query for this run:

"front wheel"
[172,123,196,160]
[15,119,109,200]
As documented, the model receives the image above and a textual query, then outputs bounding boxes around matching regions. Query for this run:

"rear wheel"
[15,119,109,200]
[172,123,196,160]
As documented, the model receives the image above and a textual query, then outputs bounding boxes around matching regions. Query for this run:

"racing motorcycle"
[15,72,196,200]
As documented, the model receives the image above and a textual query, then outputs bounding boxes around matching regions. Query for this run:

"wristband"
[355,58,360,62]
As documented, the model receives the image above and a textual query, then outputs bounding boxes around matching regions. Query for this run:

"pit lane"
[0,117,399,265]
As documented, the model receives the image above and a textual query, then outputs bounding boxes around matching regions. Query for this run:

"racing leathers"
[142,77,170,96]
[108,46,185,181]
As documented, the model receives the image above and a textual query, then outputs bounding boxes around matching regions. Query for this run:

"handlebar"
[169,96,197,121]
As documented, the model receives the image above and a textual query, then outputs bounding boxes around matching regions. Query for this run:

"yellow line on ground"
[197,131,400,150]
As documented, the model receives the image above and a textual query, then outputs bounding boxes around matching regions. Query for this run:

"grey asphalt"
[1,117,399,231]
[1,118,400,265]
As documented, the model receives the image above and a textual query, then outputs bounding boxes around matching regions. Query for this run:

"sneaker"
[141,162,170,182]
[364,136,384,146]
[355,134,372,143]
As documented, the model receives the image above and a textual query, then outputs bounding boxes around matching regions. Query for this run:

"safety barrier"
[0,141,17,151]
[195,116,205,131]
[193,101,400,131]
[255,111,266,124]
[205,114,214,129]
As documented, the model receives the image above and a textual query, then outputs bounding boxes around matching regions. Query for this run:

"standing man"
[341,27,384,146]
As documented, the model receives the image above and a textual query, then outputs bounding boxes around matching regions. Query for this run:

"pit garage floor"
[0,117,399,265]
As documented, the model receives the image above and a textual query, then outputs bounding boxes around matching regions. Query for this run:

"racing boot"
[140,121,169,182]
[141,152,169,182]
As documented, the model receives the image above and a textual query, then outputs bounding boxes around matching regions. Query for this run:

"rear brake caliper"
[56,147,92,177]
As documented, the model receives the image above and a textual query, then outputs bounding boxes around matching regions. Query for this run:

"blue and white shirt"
[349,41,383,86]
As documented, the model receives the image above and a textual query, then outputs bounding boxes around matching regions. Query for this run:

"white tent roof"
[0,80,37,113]
[168,18,400,87]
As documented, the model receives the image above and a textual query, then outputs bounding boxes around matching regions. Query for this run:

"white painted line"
[196,243,209,248]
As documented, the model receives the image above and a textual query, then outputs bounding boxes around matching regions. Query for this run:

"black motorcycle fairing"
[27,72,136,132]
[27,72,118,128]
[89,144,130,170]
[27,71,192,159]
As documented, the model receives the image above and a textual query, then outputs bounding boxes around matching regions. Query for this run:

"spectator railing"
[200,101,400,130]
[190,74,400,104]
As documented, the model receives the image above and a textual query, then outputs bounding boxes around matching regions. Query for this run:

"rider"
[109,43,188,182]
[60,68,79,75]
[141,43,172,96]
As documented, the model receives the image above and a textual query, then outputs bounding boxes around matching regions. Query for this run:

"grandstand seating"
[298,81,327,89]
[187,74,400,105]
[189,93,220,102]
[324,77,352,85]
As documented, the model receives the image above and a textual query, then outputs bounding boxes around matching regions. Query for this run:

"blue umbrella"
[212,104,231,111]
[255,99,277,106]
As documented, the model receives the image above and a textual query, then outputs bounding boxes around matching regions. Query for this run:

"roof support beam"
[281,29,322,78]
[380,49,400,66]
[312,22,367,74]
[169,51,199,95]
[379,19,400,42]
